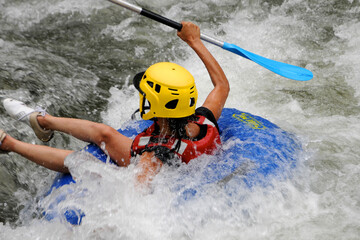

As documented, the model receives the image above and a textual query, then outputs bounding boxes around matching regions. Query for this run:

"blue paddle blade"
[223,42,313,81]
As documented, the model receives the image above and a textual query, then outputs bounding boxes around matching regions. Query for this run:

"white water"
[1,0,360,239]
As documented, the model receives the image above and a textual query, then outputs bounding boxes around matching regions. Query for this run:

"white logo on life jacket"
[138,136,151,146]
[172,139,188,155]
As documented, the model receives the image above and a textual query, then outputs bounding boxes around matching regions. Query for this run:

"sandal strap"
[17,106,47,121]
[29,112,54,142]
[0,129,6,144]
[0,129,8,154]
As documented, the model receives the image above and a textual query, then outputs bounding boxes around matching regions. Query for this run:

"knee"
[91,123,117,145]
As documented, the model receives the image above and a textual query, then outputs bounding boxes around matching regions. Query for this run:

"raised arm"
[177,22,230,121]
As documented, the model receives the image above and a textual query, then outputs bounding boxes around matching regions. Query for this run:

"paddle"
[107,0,313,81]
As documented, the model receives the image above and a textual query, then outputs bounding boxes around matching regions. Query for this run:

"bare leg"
[37,115,133,167]
[1,135,72,173]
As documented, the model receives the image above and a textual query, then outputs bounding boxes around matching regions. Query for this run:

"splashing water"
[0,0,360,239]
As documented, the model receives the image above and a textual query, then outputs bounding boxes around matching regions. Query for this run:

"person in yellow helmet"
[0,22,229,184]
[130,62,221,167]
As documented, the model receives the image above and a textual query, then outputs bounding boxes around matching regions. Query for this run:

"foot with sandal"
[0,98,54,154]
[3,98,54,141]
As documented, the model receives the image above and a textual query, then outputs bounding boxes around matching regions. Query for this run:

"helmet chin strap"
[131,107,151,120]
[131,91,147,120]
[131,109,141,120]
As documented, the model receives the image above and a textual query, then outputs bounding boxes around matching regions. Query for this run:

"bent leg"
[1,135,72,173]
[38,115,133,167]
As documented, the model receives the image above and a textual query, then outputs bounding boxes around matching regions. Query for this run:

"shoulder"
[195,107,220,131]
[185,107,220,139]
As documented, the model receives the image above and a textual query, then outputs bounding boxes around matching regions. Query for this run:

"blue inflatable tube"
[42,108,301,225]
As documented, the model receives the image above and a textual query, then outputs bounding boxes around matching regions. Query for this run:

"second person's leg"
[37,115,133,167]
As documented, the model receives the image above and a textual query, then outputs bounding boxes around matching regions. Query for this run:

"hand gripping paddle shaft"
[108,0,313,81]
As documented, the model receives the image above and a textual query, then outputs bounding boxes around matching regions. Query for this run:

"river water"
[0,0,359,239]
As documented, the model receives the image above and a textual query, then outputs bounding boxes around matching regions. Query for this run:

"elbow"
[216,73,230,97]
[224,81,230,96]
[221,79,230,99]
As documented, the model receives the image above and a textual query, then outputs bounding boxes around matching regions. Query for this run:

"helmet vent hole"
[147,81,154,88]
[165,99,178,109]
[189,97,195,107]
[155,84,161,93]
[169,88,178,95]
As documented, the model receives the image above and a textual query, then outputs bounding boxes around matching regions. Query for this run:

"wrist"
[187,38,203,48]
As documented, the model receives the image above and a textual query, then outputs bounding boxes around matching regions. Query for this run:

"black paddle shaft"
[141,8,182,31]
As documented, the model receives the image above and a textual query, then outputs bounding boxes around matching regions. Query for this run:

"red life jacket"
[131,115,221,164]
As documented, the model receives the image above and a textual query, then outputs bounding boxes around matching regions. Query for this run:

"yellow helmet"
[133,62,198,120]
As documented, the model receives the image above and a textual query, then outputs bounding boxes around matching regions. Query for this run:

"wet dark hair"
[146,115,197,166]
[168,117,188,136]
[167,115,195,152]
